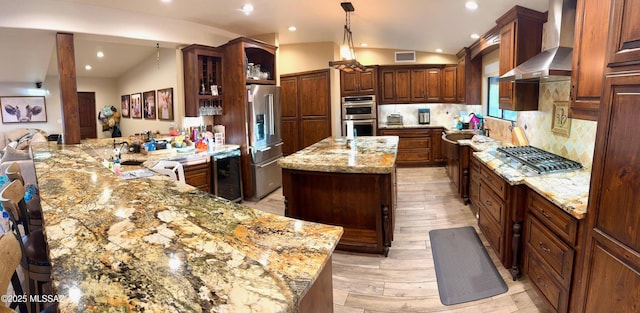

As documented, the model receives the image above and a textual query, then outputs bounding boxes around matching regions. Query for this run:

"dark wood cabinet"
[431,128,445,163]
[605,0,640,69]
[378,128,444,167]
[410,68,427,102]
[218,37,276,199]
[340,68,377,96]
[442,65,457,103]
[496,6,546,111]
[182,44,223,117]
[523,190,584,313]
[183,159,211,193]
[280,69,331,156]
[456,48,482,105]
[425,68,442,102]
[379,66,454,104]
[569,0,612,121]
[469,157,527,279]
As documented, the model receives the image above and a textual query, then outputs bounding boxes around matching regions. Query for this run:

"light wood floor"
[245,167,551,313]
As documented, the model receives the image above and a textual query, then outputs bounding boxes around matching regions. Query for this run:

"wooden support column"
[56,32,81,144]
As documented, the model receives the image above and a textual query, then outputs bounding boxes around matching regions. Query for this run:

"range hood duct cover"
[500,0,576,82]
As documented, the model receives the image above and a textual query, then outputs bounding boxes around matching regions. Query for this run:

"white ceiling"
[0,0,550,83]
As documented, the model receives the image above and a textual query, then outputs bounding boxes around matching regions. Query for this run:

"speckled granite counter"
[31,143,343,312]
[278,136,399,174]
[473,149,590,219]
[377,123,444,129]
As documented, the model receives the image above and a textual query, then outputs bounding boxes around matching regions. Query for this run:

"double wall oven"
[341,95,376,136]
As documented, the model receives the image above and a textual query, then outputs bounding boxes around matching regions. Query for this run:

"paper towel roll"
[511,126,529,146]
[346,120,354,139]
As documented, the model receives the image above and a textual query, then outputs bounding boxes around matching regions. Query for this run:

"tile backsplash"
[485,81,597,168]
[378,103,482,128]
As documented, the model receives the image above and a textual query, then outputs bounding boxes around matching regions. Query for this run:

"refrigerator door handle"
[274,142,284,147]
[268,94,275,135]
[257,157,281,168]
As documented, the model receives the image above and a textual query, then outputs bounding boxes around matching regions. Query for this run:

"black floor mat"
[429,226,508,305]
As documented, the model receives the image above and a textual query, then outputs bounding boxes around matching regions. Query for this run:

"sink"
[121,159,145,166]
[441,132,475,160]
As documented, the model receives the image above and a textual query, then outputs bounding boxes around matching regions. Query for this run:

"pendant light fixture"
[329,2,367,72]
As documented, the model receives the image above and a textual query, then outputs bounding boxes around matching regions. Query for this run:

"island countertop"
[31,143,343,312]
[278,136,399,174]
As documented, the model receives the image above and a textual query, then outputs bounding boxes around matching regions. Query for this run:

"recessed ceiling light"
[360,43,368,47]
[465,1,478,10]
[435,48,443,53]
[288,26,297,31]
[240,4,254,15]
[96,51,104,58]
[160,0,171,3]
[85,65,92,70]
[470,33,480,39]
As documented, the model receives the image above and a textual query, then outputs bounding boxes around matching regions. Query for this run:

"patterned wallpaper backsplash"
[486,81,597,168]
[378,81,598,168]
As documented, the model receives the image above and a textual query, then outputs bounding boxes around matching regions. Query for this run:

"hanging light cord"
[343,10,356,60]
[156,43,160,69]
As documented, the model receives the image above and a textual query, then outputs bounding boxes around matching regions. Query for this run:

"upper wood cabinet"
[456,47,482,105]
[340,68,377,96]
[569,0,612,121]
[496,6,546,111]
[379,65,458,104]
[442,65,457,103]
[605,0,640,70]
[182,44,223,117]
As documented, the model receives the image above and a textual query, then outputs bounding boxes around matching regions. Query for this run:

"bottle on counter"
[1,211,11,234]
[113,157,121,176]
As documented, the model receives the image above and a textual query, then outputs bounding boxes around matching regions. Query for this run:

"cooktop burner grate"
[496,146,583,174]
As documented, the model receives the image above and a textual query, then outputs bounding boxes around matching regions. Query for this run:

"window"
[487,75,517,121]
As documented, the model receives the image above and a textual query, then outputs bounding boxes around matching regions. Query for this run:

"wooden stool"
[4,162,43,233]
[0,233,27,313]
[0,180,52,313]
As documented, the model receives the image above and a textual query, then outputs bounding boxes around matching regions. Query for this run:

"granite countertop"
[472,148,590,220]
[378,123,444,129]
[31,143,343,312]
[278,136,398,174]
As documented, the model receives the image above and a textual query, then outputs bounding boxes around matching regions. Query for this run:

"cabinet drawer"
[479,214,502,257]
[398,137,431,149]
[524,249,569,313]
[479,184,504,225]
[526,215,574,287]
[397,149,431,162]
[480,166,508,200]
[528,191,578,245]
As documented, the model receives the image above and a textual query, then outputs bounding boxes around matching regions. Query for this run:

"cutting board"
[511,126,529,146]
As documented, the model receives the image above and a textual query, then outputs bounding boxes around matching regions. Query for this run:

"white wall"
[116,47,180,137]
[0,78,63,135]
[76,77,118,138]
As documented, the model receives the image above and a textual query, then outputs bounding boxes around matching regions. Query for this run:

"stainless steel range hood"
[500,0,576,82]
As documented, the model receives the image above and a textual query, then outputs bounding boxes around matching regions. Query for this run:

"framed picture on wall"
[0,96,47,123]
[130,93,142,119]
[121,95,130,118]
[143,90,156,119]
[551,101,571,136]
[157,88,174,121]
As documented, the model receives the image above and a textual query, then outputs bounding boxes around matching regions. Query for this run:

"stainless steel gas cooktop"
[496,146,583,174]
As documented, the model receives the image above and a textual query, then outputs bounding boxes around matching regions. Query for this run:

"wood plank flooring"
[245,167,551,313]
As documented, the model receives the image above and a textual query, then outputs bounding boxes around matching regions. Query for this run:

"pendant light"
[329,2,367,72]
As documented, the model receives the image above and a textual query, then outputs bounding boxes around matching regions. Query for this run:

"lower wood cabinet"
[183,159,211,193]
[523,189,585,313]
[378,127,444,167]
[469,156,527,279]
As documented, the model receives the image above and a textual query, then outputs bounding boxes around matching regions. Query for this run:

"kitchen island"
[279,136,398,256]
[30,142,342,313]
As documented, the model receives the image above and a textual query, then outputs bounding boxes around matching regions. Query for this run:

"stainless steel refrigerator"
[246,84,283,200]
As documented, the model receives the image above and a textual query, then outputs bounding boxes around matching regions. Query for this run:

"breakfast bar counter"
[279,136,399,256]
[31,143,342,313]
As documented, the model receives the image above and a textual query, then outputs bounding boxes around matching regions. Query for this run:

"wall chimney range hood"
[500,0,576,83]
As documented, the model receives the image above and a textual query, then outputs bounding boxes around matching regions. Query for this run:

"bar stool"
[0,233,27,313]
[0,180,52,313]
[4,162,43,233]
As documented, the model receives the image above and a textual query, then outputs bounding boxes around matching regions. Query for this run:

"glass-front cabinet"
[182,44,224,117]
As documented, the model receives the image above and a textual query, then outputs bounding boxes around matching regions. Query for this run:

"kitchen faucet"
[112,139,129,159]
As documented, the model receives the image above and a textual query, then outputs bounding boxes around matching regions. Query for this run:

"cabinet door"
[184,161,211,193]
[395,69,411,102]
[426,68,442,102]
[442,66,457,103]
[410,68,427,102]
[498,21,516,107]
[380,69,396,103]
[570,0,612,121]
[280,76,299,156]
[606,0,640,68]
[340,71,359,96]
[358,70,376,94]
[457,56,466,103]
[431,128,445,162]
[581,74,640,313]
